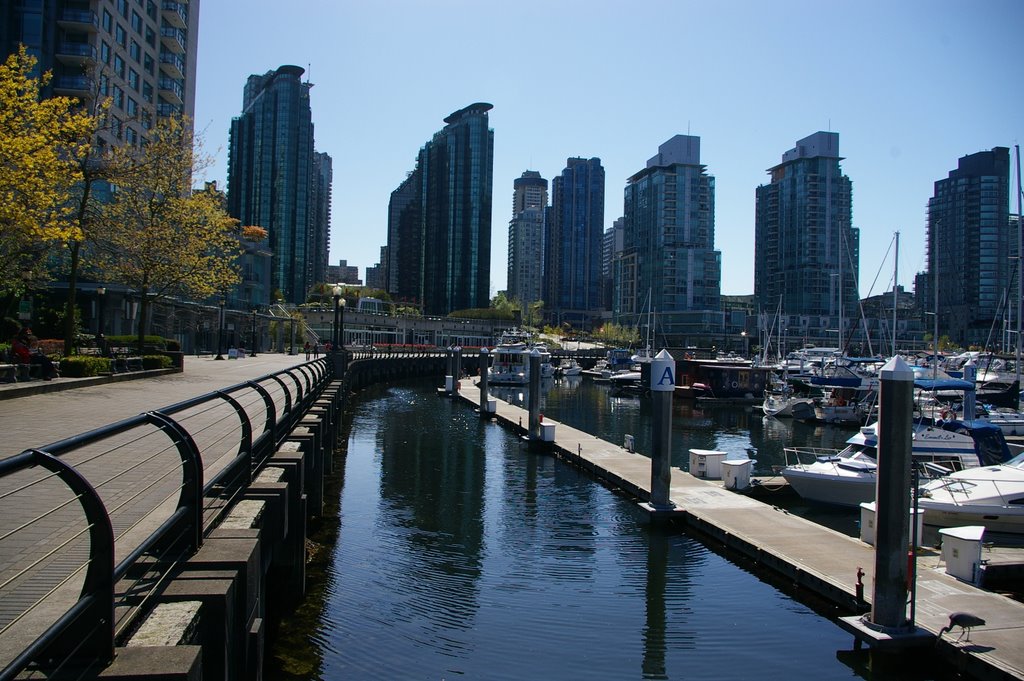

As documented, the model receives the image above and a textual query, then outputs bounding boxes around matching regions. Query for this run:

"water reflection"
[284,379,937,679]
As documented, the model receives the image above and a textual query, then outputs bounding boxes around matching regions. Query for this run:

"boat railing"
[782,446,842,467]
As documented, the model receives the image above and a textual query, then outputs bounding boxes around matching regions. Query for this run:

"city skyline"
[193,1,1023,301]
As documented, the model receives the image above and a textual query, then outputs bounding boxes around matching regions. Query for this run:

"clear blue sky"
[193,0,1023,300]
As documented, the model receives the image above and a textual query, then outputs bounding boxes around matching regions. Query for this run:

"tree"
[93,115,240,355]
[0,46,94,312]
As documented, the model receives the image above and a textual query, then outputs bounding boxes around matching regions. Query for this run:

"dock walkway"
[462,387,1024,681]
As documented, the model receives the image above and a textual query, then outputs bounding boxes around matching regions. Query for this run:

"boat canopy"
[913,378,975,392]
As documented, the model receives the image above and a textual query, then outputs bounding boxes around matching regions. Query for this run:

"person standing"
[304,341,311,360]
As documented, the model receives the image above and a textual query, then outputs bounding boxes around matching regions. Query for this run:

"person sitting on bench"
[11,328,58,380]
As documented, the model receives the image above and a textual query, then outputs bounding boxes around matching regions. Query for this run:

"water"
[268,377,951,680]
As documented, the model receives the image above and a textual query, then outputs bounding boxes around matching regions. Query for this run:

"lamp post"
[339,297,346,352]
[250,308,258,357]
[96,287,106,356]
[740,330,748,359]
[332,285,343,352]
[215,297,226,360]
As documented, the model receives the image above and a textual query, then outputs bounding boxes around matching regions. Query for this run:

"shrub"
[142,354,172,370]
[60,356,111,377]
[163,338,181,351]
[106,335,167,349]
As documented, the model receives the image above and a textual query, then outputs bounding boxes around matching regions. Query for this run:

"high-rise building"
[507,171,547,308]
[310,152,333,287]
[387,103,494,315]
[920,147,1011,347]
[616,135,721,345]
[228,65,329,305]
[513,170,548,213]
[546,157,604,327]
[1,0,200,150]
[602,218,624,310]
[754,132,858,337]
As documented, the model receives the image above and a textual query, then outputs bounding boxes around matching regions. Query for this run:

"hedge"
[59,356,112,377]
[142,355,172,370]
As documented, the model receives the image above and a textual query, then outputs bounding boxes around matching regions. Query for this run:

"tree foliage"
[0,46,94,298]
[93,115,240,352]
[593,322,641,347]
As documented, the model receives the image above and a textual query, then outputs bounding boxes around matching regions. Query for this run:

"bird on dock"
[938,612,986,642]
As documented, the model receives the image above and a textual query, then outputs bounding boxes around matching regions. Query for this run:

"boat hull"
[781,467,875,507]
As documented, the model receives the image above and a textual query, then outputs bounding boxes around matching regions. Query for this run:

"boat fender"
[731,381,739,389]
[539,413,544,423]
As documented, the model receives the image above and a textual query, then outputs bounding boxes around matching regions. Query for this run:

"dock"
[459,386,1024,681]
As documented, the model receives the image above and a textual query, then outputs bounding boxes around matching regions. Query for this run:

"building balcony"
[160,26,186,54]
[55,41,97,65]
[57,9,98,31]
[157,101,183,117]
[159,50,184,78]
[53,74,92,96]
[161,1,188,29]
[158,76,183,104]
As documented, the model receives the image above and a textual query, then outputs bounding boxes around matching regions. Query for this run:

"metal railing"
[0,358,332,680]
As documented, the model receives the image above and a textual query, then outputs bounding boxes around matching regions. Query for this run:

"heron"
[938,612,986,642]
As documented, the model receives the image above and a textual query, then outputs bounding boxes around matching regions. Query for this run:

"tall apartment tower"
[310,151,333,287]
[617,135,721,345]
[754,132,858,326]
[546,157,605,326]
[227,65,326,305]
[1,0,200,149]
[387,103,494,315]
[602,218,624,310]
[507,171,548,308]
[921,147,1011,347]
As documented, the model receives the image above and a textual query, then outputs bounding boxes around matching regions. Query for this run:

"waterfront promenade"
[0,354,310,455]
[461,385,1024,681]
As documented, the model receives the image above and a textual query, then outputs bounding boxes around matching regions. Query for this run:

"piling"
[649,350,676,509]
[478,348,491,415]
[527,348,541,441]
[962,359,977,421]
[871,355,915,630]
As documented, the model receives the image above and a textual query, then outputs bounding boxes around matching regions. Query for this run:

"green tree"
[93,116,240,356]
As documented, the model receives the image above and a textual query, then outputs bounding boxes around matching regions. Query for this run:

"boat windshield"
[972,428,1014,466]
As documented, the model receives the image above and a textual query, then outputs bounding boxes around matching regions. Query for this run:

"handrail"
[0,357,333,679]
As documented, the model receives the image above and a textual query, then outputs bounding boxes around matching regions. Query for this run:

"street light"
[250,307,258,357]
[96,287,107,356]
[332,285,346,352]
[741,330,748,358]
[215,297,226,360]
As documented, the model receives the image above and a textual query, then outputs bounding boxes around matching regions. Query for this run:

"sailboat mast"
[892,231,899,358]
[1016,144,1022,387]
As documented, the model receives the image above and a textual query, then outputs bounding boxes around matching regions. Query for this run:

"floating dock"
[458,386,1024,681]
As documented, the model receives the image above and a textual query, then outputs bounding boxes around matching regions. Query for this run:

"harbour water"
[268,377,954,679]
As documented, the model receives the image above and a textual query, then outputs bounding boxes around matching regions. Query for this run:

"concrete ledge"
[161,571,237,681]
[127,601,202,647]
[219,500,266,530]
[0,367,181,401]
[98,645,201,680]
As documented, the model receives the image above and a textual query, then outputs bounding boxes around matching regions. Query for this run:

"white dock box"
[540,422,556,442]
[721,459,753,491]
[858,502,924,547]
[938,525,986,584]
[689,449,727,479]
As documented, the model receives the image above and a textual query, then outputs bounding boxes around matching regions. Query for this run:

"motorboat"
[918,452,1024,535]
[780,419,1013,507]
[489,342,528,385]
[761,377,817,418]
[557,359,582,377]
[609,370,644,396]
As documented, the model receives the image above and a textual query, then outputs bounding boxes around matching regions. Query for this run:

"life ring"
[731,381,739,389]
[940,409,952,420]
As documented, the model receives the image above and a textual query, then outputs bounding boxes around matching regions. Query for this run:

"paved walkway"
[1,353,311,456]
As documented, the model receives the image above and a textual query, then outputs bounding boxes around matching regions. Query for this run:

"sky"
[192,0,1023,300]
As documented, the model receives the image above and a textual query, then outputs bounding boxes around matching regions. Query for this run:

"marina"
[452,374,1024,680]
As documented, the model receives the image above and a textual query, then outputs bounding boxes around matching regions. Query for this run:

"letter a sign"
[650,349,676,392]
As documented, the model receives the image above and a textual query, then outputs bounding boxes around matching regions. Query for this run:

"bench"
[109,346,143,373]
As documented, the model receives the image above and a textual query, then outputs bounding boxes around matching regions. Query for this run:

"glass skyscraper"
[922,147,1011,347]
[617,136,721,346]
[227,65,327,305]
[387,103,494,316]
[546,157,605,327]
[754,132,858,340]
[507,171,547,308]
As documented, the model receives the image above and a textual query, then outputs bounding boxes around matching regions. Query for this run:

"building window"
[126,126,137,145]
[141,80,153,102]
[117,0,128,18]
[99,74,109,96]
[100,41,111,64]
[115,24,126,47]
[143,52,154,75]
[113,85,124,109]
[145,26,155,48]
[131,11,142,34]
[126,97,137,117]
[128,68,139,91]
[102,9,112,32]
[129,39,140,62]
[146,0,157,19]
[111,116,122,139]
[113,55,125,78]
